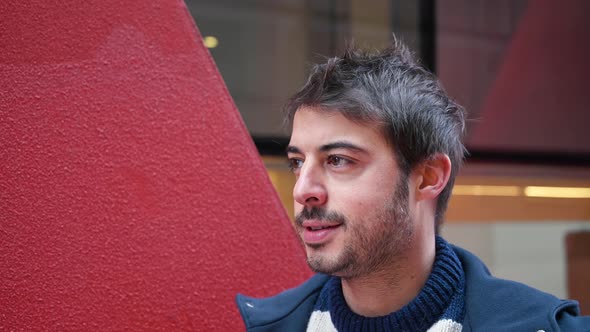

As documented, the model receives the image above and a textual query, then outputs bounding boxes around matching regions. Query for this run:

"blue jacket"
[236,245,590,331]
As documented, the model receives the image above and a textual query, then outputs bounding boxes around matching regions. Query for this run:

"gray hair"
[284,39,467,230]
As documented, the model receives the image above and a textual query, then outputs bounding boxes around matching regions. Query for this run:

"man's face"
[287,107,414,279]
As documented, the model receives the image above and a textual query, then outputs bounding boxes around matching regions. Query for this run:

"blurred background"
[185,0,589,312]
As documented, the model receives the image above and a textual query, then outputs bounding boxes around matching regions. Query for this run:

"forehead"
[289,107,390,152]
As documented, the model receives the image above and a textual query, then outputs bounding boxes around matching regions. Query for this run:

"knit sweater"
[306,237,465,332]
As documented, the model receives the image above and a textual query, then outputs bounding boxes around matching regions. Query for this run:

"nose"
[293,162,327,208]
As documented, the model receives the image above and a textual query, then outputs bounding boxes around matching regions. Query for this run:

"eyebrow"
[286,145,301,154]
[286,141,368,155]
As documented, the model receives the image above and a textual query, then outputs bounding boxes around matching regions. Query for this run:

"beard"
[295,180,413,279]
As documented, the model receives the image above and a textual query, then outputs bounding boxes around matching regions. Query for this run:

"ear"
[414,153,452,201]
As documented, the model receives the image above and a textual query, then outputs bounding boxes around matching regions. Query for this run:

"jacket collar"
[452,245,574,332]
[236,274,329,331]
[237,244,578,332]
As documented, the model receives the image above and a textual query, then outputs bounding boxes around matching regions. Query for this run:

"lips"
[308,225,333,231]
[301,219,341,228]
[301,220,342,245]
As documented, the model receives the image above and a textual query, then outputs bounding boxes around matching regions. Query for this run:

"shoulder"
[452,244,590,332]
[235,274,330,332]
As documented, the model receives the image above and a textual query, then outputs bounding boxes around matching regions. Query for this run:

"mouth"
[307,225,338,231]
[301,221,342,245]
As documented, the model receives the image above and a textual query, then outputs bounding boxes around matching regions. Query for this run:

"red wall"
[0,1,312,330]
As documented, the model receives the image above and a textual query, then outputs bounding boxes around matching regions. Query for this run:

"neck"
[341,233,436,317]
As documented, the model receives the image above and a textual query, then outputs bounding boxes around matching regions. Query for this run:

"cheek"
[337,185,395,220]
[336,192,371,218]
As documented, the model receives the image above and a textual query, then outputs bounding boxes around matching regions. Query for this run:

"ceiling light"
[203,36,218,49]
[524,186,590,199]
[453,185,520,197]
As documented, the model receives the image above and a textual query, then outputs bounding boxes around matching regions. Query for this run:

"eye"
[326,155,351,168]
[287,158,304,173]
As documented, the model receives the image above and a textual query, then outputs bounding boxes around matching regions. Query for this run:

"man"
[236,40,589,331]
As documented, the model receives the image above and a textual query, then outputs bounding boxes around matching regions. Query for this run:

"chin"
[306,250,344,274]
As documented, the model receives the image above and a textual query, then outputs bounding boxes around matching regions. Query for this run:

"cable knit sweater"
[306,237,465,332]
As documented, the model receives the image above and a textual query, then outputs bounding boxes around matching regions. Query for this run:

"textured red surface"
[0,1,311,330]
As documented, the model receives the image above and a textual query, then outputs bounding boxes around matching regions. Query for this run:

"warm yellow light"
[453,185,521,197]
[453,185,590,198]
[203,36,218,48]
[266,170,280,187]
[524,186,590,199]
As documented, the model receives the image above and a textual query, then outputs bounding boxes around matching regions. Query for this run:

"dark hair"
[284,39,467,230]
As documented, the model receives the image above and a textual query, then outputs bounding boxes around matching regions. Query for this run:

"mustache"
[295,207,347,226]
